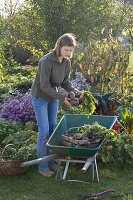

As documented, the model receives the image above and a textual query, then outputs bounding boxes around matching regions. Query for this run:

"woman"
[31,33,82,177]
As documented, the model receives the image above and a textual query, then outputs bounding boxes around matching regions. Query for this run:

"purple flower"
[71,72,91,91]
[0,92,36,123]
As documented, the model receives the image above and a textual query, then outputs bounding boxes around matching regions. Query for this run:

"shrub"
[99,131,133,166]
[4,143,37,161]
[0,119,22,144]
[6,67,33,76]
[2,128,37,161]
[116,107,133,134]
[0,84,11,103]
[0,92,35,123]
[0,84,10,95]
[92,92,121,115]
[2,129,37,147]
[13,78,33,93]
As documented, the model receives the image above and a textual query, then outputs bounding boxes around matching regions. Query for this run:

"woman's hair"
[54,33,77,57]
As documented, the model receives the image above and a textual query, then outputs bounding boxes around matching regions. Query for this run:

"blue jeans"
[32,96,58,171]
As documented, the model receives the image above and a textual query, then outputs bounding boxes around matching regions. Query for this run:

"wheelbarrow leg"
[95,158,99,183]
[92,158,99,183]
[56,161,63,180]
[55,156,99,183]
[62,160,70,180]
[92,162,95,182]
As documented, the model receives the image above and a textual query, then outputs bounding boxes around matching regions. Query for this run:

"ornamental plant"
[0,91,35,123]
[99,131,133,166]
[71,72,90,91]
[116,107,133,134]
[0,119,23,144]
[2,128,37,161]
[92,92,121,115]
[6,143,37,161]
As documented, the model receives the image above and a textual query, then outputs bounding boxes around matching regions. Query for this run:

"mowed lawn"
[0,164,133,200]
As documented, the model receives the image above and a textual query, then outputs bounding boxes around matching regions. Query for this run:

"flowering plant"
[71,72,90,91]
[0,91,35,123]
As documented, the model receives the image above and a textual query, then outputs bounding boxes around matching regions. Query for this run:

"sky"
[0,0,25,16]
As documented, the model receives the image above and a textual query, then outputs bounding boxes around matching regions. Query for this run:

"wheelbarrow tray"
[47,114,117,157]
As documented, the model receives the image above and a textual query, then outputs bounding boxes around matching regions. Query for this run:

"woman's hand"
[78,92,84,99]
[75,91,84,99]
[64,97,72,107]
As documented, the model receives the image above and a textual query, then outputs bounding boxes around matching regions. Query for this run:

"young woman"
[31,33,82,177]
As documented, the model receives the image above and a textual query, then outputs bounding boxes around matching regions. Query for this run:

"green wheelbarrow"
[22,114,117,183]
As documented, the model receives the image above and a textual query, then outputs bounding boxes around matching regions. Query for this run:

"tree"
[29,0,115,47]
[29,0,132,49]
[2,0,133,64]
[0,16,7,66]
[5,2,45,63]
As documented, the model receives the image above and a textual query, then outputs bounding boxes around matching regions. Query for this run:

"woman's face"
[60,46,75,59]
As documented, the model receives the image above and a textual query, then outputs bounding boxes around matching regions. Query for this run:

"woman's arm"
[39,59,65,101]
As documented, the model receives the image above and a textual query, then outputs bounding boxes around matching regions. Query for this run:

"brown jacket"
[31,50,76,102]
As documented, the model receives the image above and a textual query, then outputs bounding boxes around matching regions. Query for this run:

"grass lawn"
[0,163,133,200]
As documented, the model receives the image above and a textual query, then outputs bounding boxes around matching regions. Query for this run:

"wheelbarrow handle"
[21,154,57,167]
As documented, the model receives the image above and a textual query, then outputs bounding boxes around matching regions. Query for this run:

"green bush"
[0,119,23,144]
[2,129,37,161]
[0,84,11,103]
[13,78,33,92]
[0,84,10,94]
[76,35,130,95]
[99,131,133,166]
[3,66,36,93]
[2,129,37,147]
[6,65,36,76]
[0,120,37,161]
